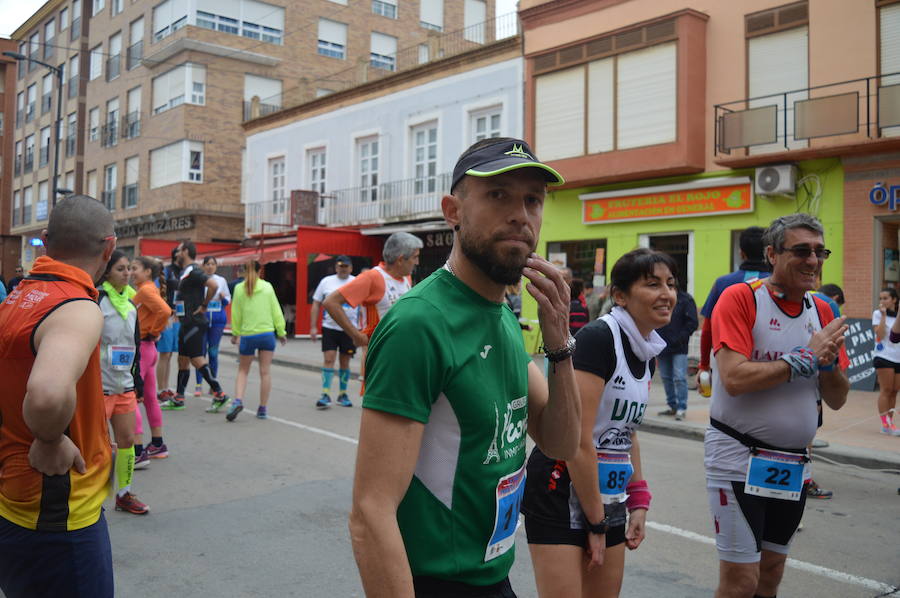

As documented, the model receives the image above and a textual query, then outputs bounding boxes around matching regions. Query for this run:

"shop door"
[639,232,693,294]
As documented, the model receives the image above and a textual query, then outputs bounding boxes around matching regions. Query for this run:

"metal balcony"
[24,154,34,173]
[127,41,142,70]
[106,55,121,81]
[242,100,282,121]
[39,146,49,167]
[318,172,450,227]
[101,122,118,148]
[66,135,76,157]
[122,112,140,139]
[101,189,116,211]
[123,183,138,208]
[715,72,900,158]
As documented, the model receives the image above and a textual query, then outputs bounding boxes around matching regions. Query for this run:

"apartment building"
[9,0,472,264]
[0,41,20,278]
[242,7,514,335]
[519,0,900,325]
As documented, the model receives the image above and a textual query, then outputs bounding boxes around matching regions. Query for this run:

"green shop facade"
[520,158,845,337]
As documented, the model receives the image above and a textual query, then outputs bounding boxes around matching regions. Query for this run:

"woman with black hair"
[873,287,900,436]
[98,250,149,514]
[522,248,676,598]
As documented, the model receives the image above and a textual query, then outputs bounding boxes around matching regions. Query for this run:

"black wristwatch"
[585,516,609,535]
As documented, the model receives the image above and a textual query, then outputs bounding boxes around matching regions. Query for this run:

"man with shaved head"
[0,195,117,598]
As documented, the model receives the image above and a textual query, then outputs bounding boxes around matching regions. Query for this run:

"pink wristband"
[626,480,651,512]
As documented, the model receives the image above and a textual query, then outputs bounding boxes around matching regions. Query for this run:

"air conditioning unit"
[754,164,796,197]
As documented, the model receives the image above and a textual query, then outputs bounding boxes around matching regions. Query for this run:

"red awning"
[214,242,297,266]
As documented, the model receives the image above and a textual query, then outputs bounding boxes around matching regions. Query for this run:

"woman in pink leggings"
[131,257,174,467]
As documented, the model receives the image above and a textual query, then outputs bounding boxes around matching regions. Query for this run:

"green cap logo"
[504,144,533,160]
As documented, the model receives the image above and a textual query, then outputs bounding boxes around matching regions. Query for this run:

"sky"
[0,0,519,38]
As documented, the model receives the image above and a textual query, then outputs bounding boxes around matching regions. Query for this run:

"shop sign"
[423,231,454,248]
[843,318,876,392]
[581,179,753,224]
[116,215,195,239]
[869,183,900,210]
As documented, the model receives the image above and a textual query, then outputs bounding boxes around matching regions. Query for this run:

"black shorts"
[179,321,208,358]
[522,447,627,549]
[321,327,356,356]
[874,356,900,373]
[413,576,516,598]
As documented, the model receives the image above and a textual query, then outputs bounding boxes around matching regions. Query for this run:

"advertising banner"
[582,182,753,224]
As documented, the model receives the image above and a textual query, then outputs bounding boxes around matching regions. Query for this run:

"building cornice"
[519,0,631,30]
[11,0,67,40]
[243,35,522,133]
[142,35,281,70]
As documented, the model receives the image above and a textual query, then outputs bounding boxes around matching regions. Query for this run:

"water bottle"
[698,370,712,398]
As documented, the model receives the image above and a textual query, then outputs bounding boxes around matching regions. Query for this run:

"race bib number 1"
[484,464,526,562]
[745,449,806,501]
[597,451,634,504]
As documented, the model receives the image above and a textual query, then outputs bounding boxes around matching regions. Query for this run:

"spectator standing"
[5,265,24,293]
[310,256,358,409]
[155,249,181,401]
[569,278,590,336]
[873,287,900,436]
[656,288,698,420]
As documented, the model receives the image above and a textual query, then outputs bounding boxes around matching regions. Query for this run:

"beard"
[459,226,534,285]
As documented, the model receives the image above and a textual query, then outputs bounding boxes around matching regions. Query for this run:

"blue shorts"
[0,512,113,598]
[239,332,276,356]
[156,320,180,354]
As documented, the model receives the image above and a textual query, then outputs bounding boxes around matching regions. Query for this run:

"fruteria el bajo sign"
[580,177,754,224]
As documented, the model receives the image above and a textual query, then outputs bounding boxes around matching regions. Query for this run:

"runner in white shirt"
[310,255,358,408]
[872,287,900,435]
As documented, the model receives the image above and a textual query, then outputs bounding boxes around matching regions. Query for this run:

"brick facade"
[11,0,477,264]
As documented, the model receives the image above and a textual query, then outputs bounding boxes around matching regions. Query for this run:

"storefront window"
[546,238,607,289]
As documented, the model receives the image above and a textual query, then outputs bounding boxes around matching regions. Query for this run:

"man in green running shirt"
[350,138,581,598]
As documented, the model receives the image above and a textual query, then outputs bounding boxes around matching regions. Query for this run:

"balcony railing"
[39,146,49,167]
[66,135,76,156]
[25,104,34,123]
[715,72,900,158]
[106,55,121,81]
[41,93,52,114]
[127,41,142,70]
[68,74,78,98]
[317,172,450,227]
[71,18,80,41]
[101,189,116,211]
[101,122,118,147]
[245,12,519,121]
[242,100,282,121]
[43,37,55,60]
[122,112,140,139]
[24,153,34,173]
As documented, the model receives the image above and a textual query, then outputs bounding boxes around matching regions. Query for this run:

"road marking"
[198,397,359,445]
[646,521,898,594]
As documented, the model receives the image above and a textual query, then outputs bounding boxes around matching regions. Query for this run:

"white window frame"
[470,105,502,142]
[318,18,347,59]
[92,0,105,17]
[372,0,397,19]
[357,136,379,202]
[188,141,203,182]
[111,0,123,16]
[411,122,438,195]
[60,7,69,30]
[89,44,103,80]
[88,106,99,141]
[269,156,286,214]
[307,147,326,200]
[152,63,205,114]
[370,32,397,71]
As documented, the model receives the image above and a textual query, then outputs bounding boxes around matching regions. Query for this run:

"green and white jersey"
[364,268,531,586]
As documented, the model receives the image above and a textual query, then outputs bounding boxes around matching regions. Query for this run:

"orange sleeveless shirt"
[0,256,111,531]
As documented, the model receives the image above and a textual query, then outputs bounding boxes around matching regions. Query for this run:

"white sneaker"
[674,409,686,421]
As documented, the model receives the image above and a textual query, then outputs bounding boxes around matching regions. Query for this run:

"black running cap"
[334,255,351,265]
[451,139,564,193]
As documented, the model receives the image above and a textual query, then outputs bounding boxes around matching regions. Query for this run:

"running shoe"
[316,394,332,409]
[226,400,243,422]
[881,424,900,436]
[133,449,151,470]
[207,391,230,413]
[194,384,203,397]
[657,407,677,416]
[336,393,353,408]
[256,406,268,419]
[158,389,175,401]
[806,480,833,499]
[674,409,686,421]
[160,398,185,411]
[146,443,169,459]
[115,492,150,515]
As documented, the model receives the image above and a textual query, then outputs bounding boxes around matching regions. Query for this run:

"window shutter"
[370,32,396,56]
[535,66,584,160]
[125,156,139,185]
[318,19,347,45]
[616,42,676,150]
[110,33,122,55]
[748,27,808,152]
[244,0,284,29]
[587,58,614,153]
[244,74,282,103]
[127,86,141,112]
[169,65,186,101]
[130,17,143,43]
[420,0,443,29]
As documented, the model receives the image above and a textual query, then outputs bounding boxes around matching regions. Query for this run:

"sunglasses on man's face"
[779,245,832,260]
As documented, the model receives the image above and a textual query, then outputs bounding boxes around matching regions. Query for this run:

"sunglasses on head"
[778,245,831,260]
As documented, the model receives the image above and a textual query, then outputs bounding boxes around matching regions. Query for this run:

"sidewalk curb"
[642,417,900,472]
[225,346,900,473]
